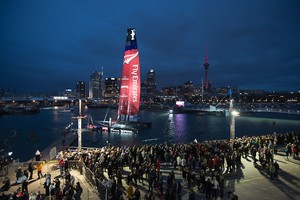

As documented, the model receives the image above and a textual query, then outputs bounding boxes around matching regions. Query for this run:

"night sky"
[1,1,300,94]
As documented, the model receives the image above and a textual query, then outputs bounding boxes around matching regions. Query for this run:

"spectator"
[0,177,10,192]
[35,162,43,179]
[126,182,134,200]
[28,162,34,179]
[74,182,82,200]
[133,187,141,200]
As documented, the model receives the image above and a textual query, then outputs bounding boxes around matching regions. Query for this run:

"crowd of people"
[59,131,299,199]
[0,160,83,200]
[0,131,299,200]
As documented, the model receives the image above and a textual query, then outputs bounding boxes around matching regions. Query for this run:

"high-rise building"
[76,81,86,98]
[183,81,195,102]
[104,78,119,99]
[89,70,104,99]
[146,69,157,98]
[140,82,147,101]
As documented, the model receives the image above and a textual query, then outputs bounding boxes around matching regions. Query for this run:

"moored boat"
[57,108,74,113]
[93,28,151,134]
[3,105,40,114]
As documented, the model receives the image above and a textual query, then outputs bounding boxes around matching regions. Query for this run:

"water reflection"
[2,108,300,161]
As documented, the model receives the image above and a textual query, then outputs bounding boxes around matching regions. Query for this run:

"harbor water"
[1,107,300,162]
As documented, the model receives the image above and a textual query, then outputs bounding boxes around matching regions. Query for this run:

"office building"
[89,70,104,99]
[76,81,86,98]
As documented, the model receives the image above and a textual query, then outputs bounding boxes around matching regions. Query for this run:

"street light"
[230,110,239,139]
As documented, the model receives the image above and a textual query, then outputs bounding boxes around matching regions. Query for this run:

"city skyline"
[1,1,300,94]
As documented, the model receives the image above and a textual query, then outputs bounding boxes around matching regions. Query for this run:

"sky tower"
[203,48,210,90]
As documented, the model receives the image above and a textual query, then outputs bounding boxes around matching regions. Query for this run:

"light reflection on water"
[1,108,299,161]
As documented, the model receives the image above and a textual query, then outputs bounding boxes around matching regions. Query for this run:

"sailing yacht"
[95,28,151,134]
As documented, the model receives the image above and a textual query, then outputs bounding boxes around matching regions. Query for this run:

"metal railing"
[68,160,108,200]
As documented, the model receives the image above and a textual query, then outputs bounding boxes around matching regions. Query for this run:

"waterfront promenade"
[1,133,299,200]
[1,147,299,199]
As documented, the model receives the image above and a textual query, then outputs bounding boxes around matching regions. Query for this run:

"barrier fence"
[69,160,108,200]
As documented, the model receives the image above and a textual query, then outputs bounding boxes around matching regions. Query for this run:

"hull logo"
[123,52,139,64]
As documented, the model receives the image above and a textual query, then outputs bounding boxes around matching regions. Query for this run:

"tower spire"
[203,48,210,90]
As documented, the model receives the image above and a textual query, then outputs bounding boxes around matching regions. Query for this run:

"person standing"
[177,155,182,171]
[56,187,63,200]
[55,178,61,190]
[211,176,220,199]
[1,177,10,192]
[21,179,28,192]
[133,188,141,200]
[15,167,22,183]
[204,177,213,200]
[158,172,164,195]
[44,173,51,196]
[35,162,43,179]
[188,188,195,200]
[74,182,82,200]
[177,181,182,200]
[64,158,69,173]
[219,175,225,198]
[126,183,134,200]
[59,158,65,176]
[50,182,56,199]
[269,163,276,182]
[273,161,280,178]
[28,162,34,179]
[116,169,123,188]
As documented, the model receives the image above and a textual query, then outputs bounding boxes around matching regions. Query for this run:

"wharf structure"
[1,95,300,116]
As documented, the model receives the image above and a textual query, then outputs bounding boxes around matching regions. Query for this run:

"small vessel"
[86,115,102,131]
[56,106,74,113]
[87,103,110,108]
[110,127,138,134]
[3,105,39,114]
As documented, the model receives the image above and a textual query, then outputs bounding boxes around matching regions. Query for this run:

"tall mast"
[72,99,86,150]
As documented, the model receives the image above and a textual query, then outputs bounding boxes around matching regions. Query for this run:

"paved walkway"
[1,149,299,200]
[231,152,300,200]
[99,151,300,200]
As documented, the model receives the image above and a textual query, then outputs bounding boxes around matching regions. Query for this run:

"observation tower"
[203,48,209,90]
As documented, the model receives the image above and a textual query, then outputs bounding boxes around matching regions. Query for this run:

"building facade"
[146,69,157,99]
[89,70,104,99]
[76,81,86,98]
[104,78,119,99]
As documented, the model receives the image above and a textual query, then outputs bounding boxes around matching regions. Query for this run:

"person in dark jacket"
[1,177,10,192]
[204,177,213,199]
[177,181,182,200]
[133,188,141,200]
[74,182,82,200]
[28,162,34,179]
[188,188,195,200]
[273,161,280,178]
